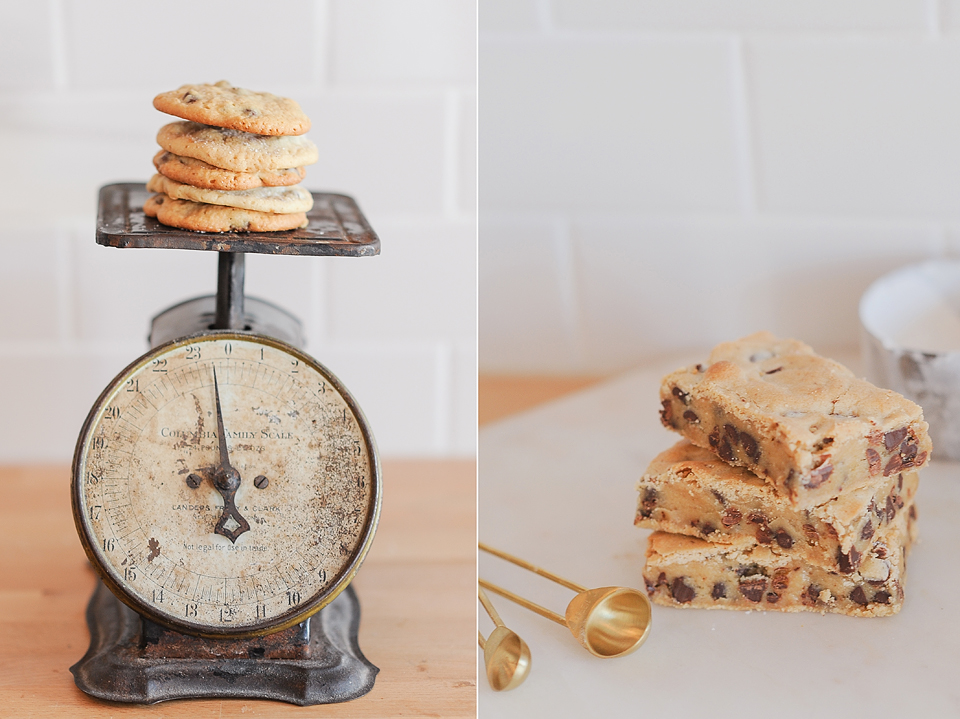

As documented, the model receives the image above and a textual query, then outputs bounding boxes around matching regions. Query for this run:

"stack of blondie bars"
[636,332,930,617]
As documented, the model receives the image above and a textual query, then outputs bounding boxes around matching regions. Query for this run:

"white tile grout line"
[55,225,73,343]
[323,0,338,86]
[433,341,453,453]
[535,0,554,33]
[729,35,759,216]
[443,89,460,220]
[313,0,331,88]
[481,28,943,43]
[0,339,144,358]
[49,0,68,92]
[478,210,960,230]
[926,0,943,38]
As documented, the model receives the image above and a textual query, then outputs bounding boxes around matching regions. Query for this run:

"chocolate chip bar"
[636,440,917,573]
[659,332,931,509]
[643,506,914,617]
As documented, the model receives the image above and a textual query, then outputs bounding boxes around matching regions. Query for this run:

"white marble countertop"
[478,351,960,717]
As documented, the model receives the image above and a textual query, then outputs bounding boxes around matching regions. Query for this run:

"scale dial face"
[72,332,380,637]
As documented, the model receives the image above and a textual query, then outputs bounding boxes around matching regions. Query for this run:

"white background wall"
[0,0,477,462]
[480,0,960,374]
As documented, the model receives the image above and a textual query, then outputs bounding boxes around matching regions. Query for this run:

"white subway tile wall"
[479,0,958,374]
[0,0,477,462]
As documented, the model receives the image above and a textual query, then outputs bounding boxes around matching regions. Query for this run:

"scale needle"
[211,366,250,543]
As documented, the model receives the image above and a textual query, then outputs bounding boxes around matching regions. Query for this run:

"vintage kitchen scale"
[69,182,383,705]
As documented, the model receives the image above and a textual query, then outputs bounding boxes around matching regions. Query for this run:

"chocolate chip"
[849,546,863,569]
[850,586,869,606]
[784,470,796,490]
[683,409,699,423]
[747,512,767,525]
[736,564,765,578]
[915,451,928,467]
[721,508,742,527]
[901,441,918,461]
[909,505,917,520]
[860,520,875,541]
[755,525,774,544]
[873,590,891,604]
[739,577,767,603]
[711,582,726,600]
[764,367,783,374]
[708,427,721,449]
[802,584,821,606]
[710,489,726,506]
[866,448,881,476]
[656,572,667,587]
[802,524,819,542]
[772,569,790,592]
[837,546,862,574]
[897,474,904,491]
[765,592,781,603]
[695,364,704,372]
[884,428,908,451]
[885,494,897,522]
[676,467,693,478]
[804,461,833,489]
[642,487,658,510]
[812,437,835,452]
[182,92,198,103]
[659,399,674,427]
[700,522,717,535]
[672,386,690,404]
[671,577,696,603]
[718,439,735,462]
[724,424,739,444]
[870,499,883,518]
[740,432,760,462]
[775,530,794,549]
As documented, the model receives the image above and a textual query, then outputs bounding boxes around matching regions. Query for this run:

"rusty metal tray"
[96,182,380,257]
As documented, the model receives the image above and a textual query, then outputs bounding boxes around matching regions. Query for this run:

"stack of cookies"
[636,332,931,617]
[144,81,319,233]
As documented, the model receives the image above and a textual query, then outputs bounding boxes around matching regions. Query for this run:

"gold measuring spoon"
[479,542,652,659]
[478,587,531,691]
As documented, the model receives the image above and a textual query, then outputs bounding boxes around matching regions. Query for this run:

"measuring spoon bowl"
[565,586,652,658]
[483,625,531,691]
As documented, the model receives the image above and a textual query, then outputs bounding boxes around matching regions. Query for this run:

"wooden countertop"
[478,375,604,426]
[0,459,476,718]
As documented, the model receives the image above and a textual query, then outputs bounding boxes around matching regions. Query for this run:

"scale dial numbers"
[72,333,380,637]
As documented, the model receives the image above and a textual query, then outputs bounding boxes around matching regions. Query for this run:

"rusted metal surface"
[72,580,378,704]
[148,296,304,348]
[97,183,380,256]
[141,613,311,660]
[72,332,382,638]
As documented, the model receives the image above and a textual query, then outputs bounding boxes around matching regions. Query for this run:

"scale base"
[71,581,378,705]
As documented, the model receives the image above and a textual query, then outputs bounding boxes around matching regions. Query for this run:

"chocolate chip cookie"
[157,121,319,173]
[153,80,310,136]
